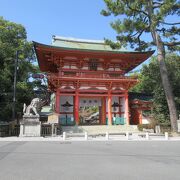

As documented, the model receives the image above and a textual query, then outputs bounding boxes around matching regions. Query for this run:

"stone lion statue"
[23,98,41,116]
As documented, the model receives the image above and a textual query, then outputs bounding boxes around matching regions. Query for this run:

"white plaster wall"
[106,96,122,118]
[58,96,126,120]
[98,67,103,70]
[120,97,125,118]
[80,98,101,107]
[115,67,120,71]
[108,67,114,71]
[70,65,77,69]
[79,87,107,90]
[60,96,73,119]
[82,66,88,70]
[112,96,120,118]
[61,86,75,89]
[63,65,70,68]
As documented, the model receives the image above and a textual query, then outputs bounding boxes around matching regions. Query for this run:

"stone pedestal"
[155,125,161,134]
[177,120,180,133]
[19,115,41,137]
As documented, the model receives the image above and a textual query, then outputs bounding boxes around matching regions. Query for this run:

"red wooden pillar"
[55,90,60,114]
[101,97,106,125]
[107,94,112,125]
[139,110,143,124]
[125,92,130,125]
[119,97,121,116]
[74,92,79,125]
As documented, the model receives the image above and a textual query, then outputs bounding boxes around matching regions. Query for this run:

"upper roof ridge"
[52,35,105,44]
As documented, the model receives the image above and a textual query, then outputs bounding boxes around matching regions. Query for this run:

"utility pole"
[12,50,19,120]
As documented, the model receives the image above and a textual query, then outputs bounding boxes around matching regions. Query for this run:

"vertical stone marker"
[155,125,161,134]
[146,132,149,140]
[165,132,169,140]
[51,124,54,136]
[85,132,88,140]
[63,132,66,141]
[177,115,180,132]
[105,132,109,140]
[126,132,129,140]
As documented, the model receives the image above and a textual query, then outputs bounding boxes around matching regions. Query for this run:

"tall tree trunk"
[147,0,178,132]
[155,32,178,132]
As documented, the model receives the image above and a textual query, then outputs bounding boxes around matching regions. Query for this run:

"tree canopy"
[101,0,180,131]
[0,17,42,121]
[131,54,180,124]
[101,0,180,51]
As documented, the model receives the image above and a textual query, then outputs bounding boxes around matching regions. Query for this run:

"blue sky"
[1,0,179,72]
[1,0,179,48]
[0,0,117,44]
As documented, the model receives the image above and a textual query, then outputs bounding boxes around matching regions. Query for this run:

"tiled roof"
[52,35,127,52]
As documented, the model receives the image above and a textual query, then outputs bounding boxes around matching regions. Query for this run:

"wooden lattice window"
[108,73,120,78]
[89,59,98,71]
[64,71,76,76]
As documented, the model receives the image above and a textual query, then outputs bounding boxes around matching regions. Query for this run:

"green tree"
[132,54,180,124]
[101,0,180,131]
[0,17,39,121]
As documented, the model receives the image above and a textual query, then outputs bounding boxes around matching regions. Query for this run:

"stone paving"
[0,141,180,180]
[0,132,180,142]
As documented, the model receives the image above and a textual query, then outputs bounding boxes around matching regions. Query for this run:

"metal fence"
[0,125,20,137]
[41,123,61,137]
[0,123,61,137]
[41,124,52,136]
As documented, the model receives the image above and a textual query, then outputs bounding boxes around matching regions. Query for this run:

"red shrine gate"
[33,36,154,126]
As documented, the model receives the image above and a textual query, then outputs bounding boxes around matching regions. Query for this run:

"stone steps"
[61,125,139,134]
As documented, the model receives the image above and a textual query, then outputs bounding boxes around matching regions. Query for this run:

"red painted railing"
[49,70,137,80]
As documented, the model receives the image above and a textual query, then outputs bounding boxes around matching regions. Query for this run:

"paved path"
[1,134,180,141]
[0,141,180,180]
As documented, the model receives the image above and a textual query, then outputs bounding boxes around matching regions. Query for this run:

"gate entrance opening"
[79,97,102,125]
